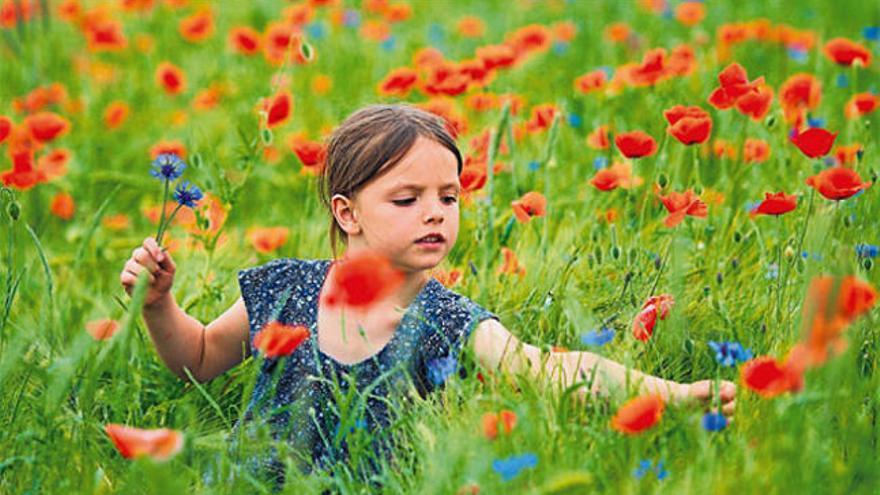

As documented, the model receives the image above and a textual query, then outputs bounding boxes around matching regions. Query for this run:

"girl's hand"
[680,379,736,417]
[120,237,177,308]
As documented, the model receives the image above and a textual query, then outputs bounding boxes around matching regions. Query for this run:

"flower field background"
[1,0,879,493]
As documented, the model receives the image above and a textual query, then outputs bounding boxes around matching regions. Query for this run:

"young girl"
[120,104,735,486]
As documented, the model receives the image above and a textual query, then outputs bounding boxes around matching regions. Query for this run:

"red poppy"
[589,161,642,191]
[155,62,186,95]
[86,318,120,340]
[674,1,704,26]
[504,23,552,61]
[247,227,289,254]
[823,38,872,67]
[103,101,129,130]
[833,144,862,166]
[458,58,492,89]
[740,356,802,398]
[179,8,213,43]
[708,63,763,110]
[322,250,405,309]
[510,191,547,223]
[750,191,797,218]
[263,22,308,66]
[465,93,499,113]
[228,26,261,55]
[252,321,309,358]
[632,294,674,341]
[482,410,517,440]
[666,43,696,77]
[49,191,75,220]
[805,167,871,200]
[610,394,665,434]
[262,90,294,129]
[664,105,712,145]
[149,140,187,160]
[743,138,770,164]
[791,128,837,158]
[460,163,487,193]
[421,62,470,97]
[586,125,609,150]
[498,247,526,278]
[431,268,462,288]
[524,104,558,133]
[475,44,516,71]
[82,15,128,52]
[23,112,70,143]
[574,70,606,94]
[0,115,12,144]
[779,73,822,114]
[456,16,486,38]
[615,130,657,158]
[735,84,773,120]
[104,424,184,461]
[287,135,326,174]
[844,93,878,119]
[657,189,707,227]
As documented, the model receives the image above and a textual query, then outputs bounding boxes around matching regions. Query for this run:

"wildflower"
[708,63,764,110]
[581,327,615,347]
[155,62,186,95]
[855,244,878,258]
[743,138,770,164]
[765,263,779,280]
[377,67,419,97]
[791,127,837,158]
[322,250,405,309]
[179,8,214,43]
[749,191,797,218]
[252,322,310,358]
[632,294,674,341]
[498,247,526,278]
[426,354,458,386]
[149,153,186,182]
[103,101,130,130]
[614,130,657,158]
[663,105,712,145]
[701,412,727,432]
[482,410,517,440]
[657,189,707,228]
[247,226,289,253]
[735,84,774,120]
[611,394,665,434]
[86,318,120,340]
[261,90,294,129]
[0,115,10,144]
[23,112,70,143]
[104,424,184,461]
[510,191,547,223]
[805,167,871,200]
[228,26,261,55]
[740,355,802,398]
[823,38,872,67]
[172,180,203,208]
[845,93,879,119]
[586,125,609,150]
[708,341,753,367]
[634,459,669,480]
[149,140,187,160]
[492,453,538,481]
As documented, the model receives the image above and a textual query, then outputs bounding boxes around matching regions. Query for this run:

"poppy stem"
[775,216,784,324]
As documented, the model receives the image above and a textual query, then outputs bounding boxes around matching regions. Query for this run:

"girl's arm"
[470,318,735,412]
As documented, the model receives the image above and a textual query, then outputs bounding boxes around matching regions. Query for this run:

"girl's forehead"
[376,137,460,186]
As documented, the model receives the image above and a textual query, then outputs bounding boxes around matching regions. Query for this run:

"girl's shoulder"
[415,279,498,348]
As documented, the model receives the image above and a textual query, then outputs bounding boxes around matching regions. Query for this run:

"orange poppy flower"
[791,128,837,158]
[743,138,770,164]
[510,191,547,223]
[228,26,261,55]
[253,321,310,358]
[0,115,11,144]
[149,140,187,160]
[155,62,186,95]
[377,67,419,97]
[666,43,697,77]
[504,24,552,61]
[844,93,878,119]
[611,394,665,434]
[707,62,764,110]
[465,93,499,113]
[322,250,405,309]
[458,58,493,89]
[524,103,557,133]
[104,424,184,461]
[103,213,131,231]
[552,21,576,42]
[574,70,607,94]
[431,268,462,288]
[261,90,294,129]
[779,73,821,118]
[482,410,517,440]
[192,84,224,111]
[86,318,120,340]
[287,135,326,174]
[664,105,712,145]
[658,189,707,227]
[615,130,657,158]
[103,101,130,130]
[456,16,485,38]
[632,294,674,341]
[475,44,516,71]
[589,161,643,191]
[498,247,526,278]
[179,8,213,43]
[262,22,309,66]
[360,19,391,42]
[586,125,609,150]
[82,14,128,52]
[735,84,774,120]
[460,163,487,193]
[311,74,333,95]
[49,191,75,220]
[247,226,289,253]
[675,1,705,26]
[604,22,631,43]
[741,356,802,398]
[823,38,871,67]
[750,191,797,218]
[421,62,470,97]
[624,48,668,87]
[384,2,411,23]
[833,144,862,166]
[23,112,70,143]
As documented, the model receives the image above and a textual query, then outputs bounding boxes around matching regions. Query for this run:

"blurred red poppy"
[743,138,770,164]
[86,318,120,340]
[586,125,609,150]
[228,26,261,55]
[247,227,289,254]
[262,90,294,129]
[510,191,547,223]
[611,394,665,434]
[456,16,486,38]
[475,44,516,71]
[574,70,607,94]
[844,93,878,119]
[498,247,526,278]
[322,250,405,309]
[589,161,642,191]
[708,62,763,110]
[149,140,187,160]
[741,356,802,398]
[49,191,75,220]
[805,167,871,200]
[750,191,797,218]
[791,128,837,158]
[823,38,871,67]
[632,294,674,341]
[482,410,517,440]
[179,8,213,43]
[658,189,707,227]
[664,105,712,145]
[104,424,184,461]
[0,115,12,144]
[103,101,130,130]
[253,321,309,358]
[155,62,186,95]
[24,112,70,143]
[615,130,657,158]
[734,84,773,120]
[287,135,326,174]
[378,67,419,97]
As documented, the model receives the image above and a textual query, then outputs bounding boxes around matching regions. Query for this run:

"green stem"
[157,203,184,247]
[155,179,170,246]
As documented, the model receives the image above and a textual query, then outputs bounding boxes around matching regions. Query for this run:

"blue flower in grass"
[492,453,538,481]
[634,459,668,480]
[173,180,203,208]
[708,341,752,367]
[150,153,186,181]
[580,327,615,347]
[426,354,458,386]
[702,412,728,432]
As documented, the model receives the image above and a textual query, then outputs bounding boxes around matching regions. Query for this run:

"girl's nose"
[423,199,444,224]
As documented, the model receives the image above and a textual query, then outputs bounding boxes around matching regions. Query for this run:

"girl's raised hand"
[120,237,177,308]
[682,379,736,417]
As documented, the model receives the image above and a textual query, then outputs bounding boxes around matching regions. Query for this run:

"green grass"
[1,0,879,493]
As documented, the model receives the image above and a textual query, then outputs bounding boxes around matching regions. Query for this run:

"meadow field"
[1,0,879,493]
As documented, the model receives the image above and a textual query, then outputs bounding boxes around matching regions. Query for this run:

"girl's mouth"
[415,233,445,248]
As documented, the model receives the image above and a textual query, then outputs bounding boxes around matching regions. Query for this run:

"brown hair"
[318,104,463,257]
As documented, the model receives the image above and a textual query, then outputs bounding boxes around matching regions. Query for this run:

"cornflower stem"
[157,204,184,247]
[155,179,170,247]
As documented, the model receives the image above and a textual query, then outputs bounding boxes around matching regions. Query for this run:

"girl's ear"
[331,194,362,236]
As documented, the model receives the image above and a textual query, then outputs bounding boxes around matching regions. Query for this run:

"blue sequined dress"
[229,257,497,485]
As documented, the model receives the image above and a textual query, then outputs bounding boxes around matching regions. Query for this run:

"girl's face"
[340,136,461,274]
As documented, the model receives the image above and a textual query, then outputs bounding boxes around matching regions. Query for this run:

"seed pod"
[864,258,873,271]
[716,271,723,285]
[764,115,776,128]
[733,231,742,243]
[260,128,273,145]
[191,153,203,169]
[610,245,621,259]
[6,200,20,221]
[657,173,668,188]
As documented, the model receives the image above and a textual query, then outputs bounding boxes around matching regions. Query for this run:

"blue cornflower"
[765,263,779,280]
[553,41,569,55]
[380,35,397,52]
[427,23,445,44]
[708,341,753,367]
[150,153,186,181]
[633,459,668,480]
[744,200,761,213]
[593,156,608,170]
[342,9,361,28]
[426,354,458,386]
[305,22,326,40]
[807,116,825,128]
[567,113,583,129]
[492,453,538,481]
[787,47,808,62]
[581,328,615,347]
[702,412,727,432]
[836,74,849,88]
[655,461,669,481]
[172,180,203,208]
[864,26,880,41]
[527,160,541,172]
[856,243,879,258]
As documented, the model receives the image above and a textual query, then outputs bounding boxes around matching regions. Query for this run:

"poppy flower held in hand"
[791,127,837,158]
[615,130,657,158]
[611,394,665,434]
[750,191,797,218]
[252,321,310,358]
[104,424,184,461]
[805,167,871,200]
[322,250,406,309]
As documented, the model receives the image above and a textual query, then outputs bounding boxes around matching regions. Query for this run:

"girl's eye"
[443,196,458,204]
[392,198,416,206]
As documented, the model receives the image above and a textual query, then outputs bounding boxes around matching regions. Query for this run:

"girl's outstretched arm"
[470,318,735,414]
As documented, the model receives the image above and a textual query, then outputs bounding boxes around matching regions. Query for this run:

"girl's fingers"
[719,381,737,401]
[722,400,735,416]
[132,247,160,274]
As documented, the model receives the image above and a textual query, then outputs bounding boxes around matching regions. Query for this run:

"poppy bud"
[864,119,871,130]
[693,185,703,195]
[731,257,739,269]
[733,231,742,243]
[653,254,662,270]
[625,270,634,283]
[844,214,853,227]
[260,128,273,145]
[657,173,668,188]
[300,41,314,62]
[591,230,600,242]
[703,286,710,296]
[611,245,621,259]
[191,153,203,168]
[795,257,806,273]
[6,200,20,221]
[764,115,776,128]
[469,261,478,275]
[784,246,795,258]
[594,245,603,264]
[864,258,873,271]
[716,272,723,285]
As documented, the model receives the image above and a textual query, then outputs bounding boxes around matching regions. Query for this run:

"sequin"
[228,258,496,485]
